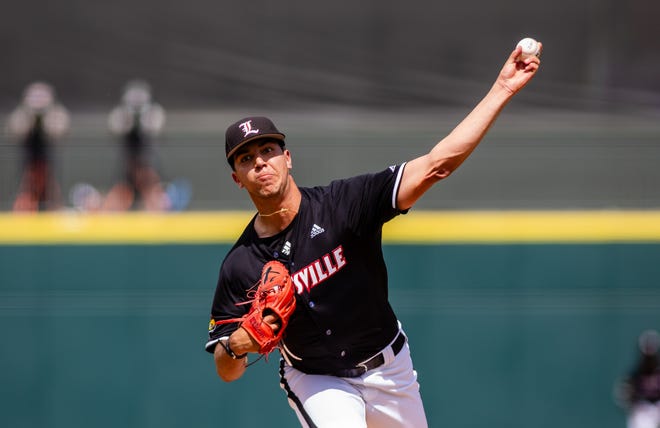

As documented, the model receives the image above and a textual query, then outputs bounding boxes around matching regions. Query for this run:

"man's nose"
[254,155,267,168]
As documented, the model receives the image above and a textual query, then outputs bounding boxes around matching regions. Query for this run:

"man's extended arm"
[397,44,542,210]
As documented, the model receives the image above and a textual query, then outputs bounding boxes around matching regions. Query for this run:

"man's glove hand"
[240,260,296,354]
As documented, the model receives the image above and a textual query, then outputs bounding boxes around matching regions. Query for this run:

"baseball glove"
[217,260,296,355]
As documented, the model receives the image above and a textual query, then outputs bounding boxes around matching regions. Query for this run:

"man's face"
[231,140,291,199]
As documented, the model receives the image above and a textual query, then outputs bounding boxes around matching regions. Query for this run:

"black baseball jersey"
[206,163,408,375]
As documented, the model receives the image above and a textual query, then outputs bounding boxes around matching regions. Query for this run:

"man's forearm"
[429,82,513,170]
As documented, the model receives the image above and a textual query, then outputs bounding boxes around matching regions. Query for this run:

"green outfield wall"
[1,212,659,428]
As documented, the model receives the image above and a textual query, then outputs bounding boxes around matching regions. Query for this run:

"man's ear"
[231,171,244,189]
[284,149,292,169]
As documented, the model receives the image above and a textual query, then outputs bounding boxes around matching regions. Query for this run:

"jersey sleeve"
[205,253,260,353]
[328,163,408,234]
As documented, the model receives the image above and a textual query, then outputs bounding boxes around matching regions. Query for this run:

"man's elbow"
[432,167,453,181]
[217,369,241,383]
[428,150,467,180]
[424,165,453,184]
[214,354,244,383]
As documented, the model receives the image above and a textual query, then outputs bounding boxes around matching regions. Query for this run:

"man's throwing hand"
[497,39,542,95]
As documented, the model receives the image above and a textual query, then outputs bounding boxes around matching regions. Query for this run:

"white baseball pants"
[279,333,428,428]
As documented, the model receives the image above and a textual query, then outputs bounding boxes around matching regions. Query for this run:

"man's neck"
[253,183,301,238]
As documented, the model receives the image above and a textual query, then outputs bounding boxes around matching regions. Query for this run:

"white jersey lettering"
[308,264,319,286]
[291,245,346,294]
[333,246,346,269]
[292,269,310,294]
[322,254,337,275]
[313,261,328,282]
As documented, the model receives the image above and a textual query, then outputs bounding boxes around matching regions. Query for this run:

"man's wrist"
[492,80,517,100]
[219,338,248,360]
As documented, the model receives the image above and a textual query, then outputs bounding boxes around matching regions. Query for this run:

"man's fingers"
[509,46,523,63]
[263,312,282,330]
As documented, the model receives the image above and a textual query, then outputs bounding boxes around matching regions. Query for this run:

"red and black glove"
[216,260,296,355]
[240,260,296,353]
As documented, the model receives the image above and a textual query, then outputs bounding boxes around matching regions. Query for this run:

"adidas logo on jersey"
[310,224,325,239]
[281,240,291,256]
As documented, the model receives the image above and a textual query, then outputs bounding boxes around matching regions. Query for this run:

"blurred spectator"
[103,79,170,211]
[618,330,660,428]
[6,82,70,211]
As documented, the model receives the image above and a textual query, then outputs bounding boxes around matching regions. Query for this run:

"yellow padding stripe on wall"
[383,211,660,243]
[0,212,251,244]
[1,211,660,244]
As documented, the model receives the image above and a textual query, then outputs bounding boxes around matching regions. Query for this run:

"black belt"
[334,331,406,378]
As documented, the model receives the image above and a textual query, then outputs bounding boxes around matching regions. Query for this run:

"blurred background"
[1,0,660,210]
[1,0,659,427]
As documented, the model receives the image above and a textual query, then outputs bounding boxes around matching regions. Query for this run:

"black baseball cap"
[225,116,286,166]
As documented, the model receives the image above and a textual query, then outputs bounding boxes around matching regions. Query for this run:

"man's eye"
[239,155,252,163]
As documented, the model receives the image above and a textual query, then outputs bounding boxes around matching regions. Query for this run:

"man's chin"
[253,187,281,200]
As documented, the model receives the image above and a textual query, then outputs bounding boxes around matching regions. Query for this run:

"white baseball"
[516,37,540,60]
